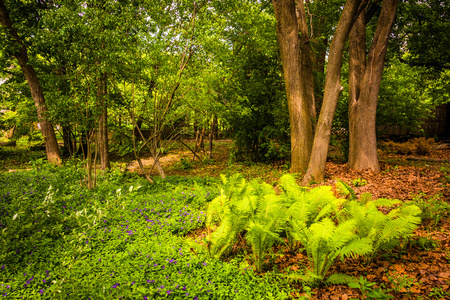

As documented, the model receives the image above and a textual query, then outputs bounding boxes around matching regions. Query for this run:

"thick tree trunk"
[273,0,313,173]
[0,0,61,164]
[348,0,398,172]
[296,0,316,124]
[97,72,110,170]
[302,0,366,184]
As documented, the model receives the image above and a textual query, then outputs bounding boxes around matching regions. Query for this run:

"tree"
[347,0,399,172]
[272,0,367,181]
[272,0,314,173]
[0,0,61,164]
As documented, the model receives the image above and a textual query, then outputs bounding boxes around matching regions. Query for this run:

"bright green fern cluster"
[205,174,422,283]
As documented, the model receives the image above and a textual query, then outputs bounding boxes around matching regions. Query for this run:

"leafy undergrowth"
[148,140,450,299]
[1,139,450,299]
[0,167,293,299]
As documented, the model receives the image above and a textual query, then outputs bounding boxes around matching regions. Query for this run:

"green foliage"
[376,60,436,133]
[412,193,450,228]
[207,174,421,283]
[386,270,417,293]
[352,178,368,187]
[177,158,193,170]
[348,276,394,299]
[0,167,293,299]
[206,174,284,272]
[335,179,357,200]
[214,1,290,162]
[227,50,290,162]
[344,199,421,262]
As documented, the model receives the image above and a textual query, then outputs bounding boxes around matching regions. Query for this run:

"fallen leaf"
[438,272,450,280]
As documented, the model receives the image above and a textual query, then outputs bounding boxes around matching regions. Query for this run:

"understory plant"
[345,197,422,262]
[206,174,422,283]
[206,174,285,271]
[0,169,294,299]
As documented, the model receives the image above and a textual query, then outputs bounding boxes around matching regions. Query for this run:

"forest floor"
[1,138,449,299]
[125,139,450,299]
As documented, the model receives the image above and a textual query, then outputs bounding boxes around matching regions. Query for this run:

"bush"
[381,137,436,155]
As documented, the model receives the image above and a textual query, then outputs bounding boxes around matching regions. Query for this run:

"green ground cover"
[0,166,292,299]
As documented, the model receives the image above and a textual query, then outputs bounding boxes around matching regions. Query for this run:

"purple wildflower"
[24,276,34,287]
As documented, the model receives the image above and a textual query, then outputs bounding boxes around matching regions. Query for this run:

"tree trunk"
[209,116,215,159]
[302,0,366,184]
[62,125,75,156]
[348,0,399,172]
[97,72,110,170]
[296,0,316,125]
[0,0,61,164]
[273,0,313,173]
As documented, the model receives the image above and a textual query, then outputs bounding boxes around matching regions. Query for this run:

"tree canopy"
[1,0,449,181]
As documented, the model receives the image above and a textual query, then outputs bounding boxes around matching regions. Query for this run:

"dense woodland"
[0,0,449,179]
[0,0,450,299]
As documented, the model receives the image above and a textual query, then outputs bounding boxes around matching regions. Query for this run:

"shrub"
[381,137,436,155]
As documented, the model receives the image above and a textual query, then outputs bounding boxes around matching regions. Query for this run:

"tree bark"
[302,0,366,184]
[273,0,313,173]
[209,115,215,159]
[348,0,399,172]
[62,125,75,156]
[97,72,110,170]
[296,0,316,124]
[0,0,61,164]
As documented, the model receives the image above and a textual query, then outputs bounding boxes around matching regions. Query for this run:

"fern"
[344,199,422,262]
[336,179,357,200]
[282,180,345,253]
[205,174,285,272]
[289,217,372,284]
[326,273,358,285]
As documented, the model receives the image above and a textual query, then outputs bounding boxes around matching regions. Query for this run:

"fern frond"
[336,179,357,200]
[246,220,282,272]
[398,204,422,217]
[289,218,311,246]
[376,216,421,247]
[309,186,337,205]
[286,199,314,224]
[328,219,357,250]
[313,203,335,223]
[326,273,357,285]
[279,174,306,199]
[371,198,402,207]
[309,217,335,240]
[339,237,373,259]
[206,194,226,225]
[283,272,315,283]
